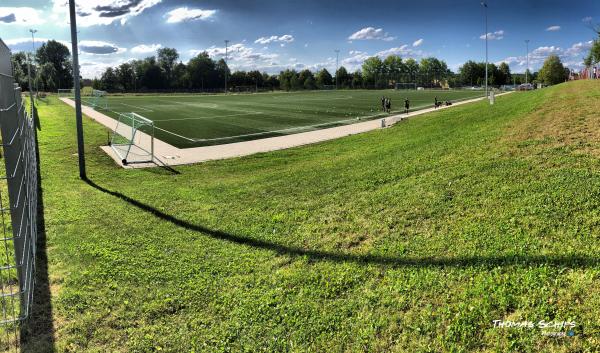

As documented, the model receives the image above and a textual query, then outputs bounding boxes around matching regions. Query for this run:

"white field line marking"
[159,111,262,122]
[116,102,154,112]
[102,105,197,142]
[153,126,196,142]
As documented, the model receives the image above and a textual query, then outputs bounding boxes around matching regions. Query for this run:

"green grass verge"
[88,89,483,148]
[22,81,600,352]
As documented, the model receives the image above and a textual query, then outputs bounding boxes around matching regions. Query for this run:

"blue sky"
[1,0,598,78]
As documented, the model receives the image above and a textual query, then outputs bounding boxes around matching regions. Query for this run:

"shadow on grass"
[84,177,600,269]
[20,103,56,352]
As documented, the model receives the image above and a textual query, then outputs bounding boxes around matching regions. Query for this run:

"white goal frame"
[57,88,74,98]
[395,83,417,90]
[109,112,155,165]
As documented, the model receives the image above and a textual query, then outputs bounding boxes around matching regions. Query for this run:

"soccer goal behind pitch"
[58,88,74,98]
[109,112,155,165]
[322,85,337,90]
[395,83,417,90]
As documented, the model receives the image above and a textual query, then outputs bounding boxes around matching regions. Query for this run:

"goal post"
[109,112,155,165]
[57,88,74,98]
[321,85,337,90]
[89,89,108,110]
[395,83,417,90]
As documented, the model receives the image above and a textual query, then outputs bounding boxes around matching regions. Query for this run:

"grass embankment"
[20,81,600,352]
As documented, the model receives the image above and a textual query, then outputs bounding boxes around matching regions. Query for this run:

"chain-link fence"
[0,38,40,351]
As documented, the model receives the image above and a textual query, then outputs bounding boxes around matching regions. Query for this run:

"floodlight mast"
[525,40,530,85]
[481,1,488,98]
[224,40,229,94]
[335,49,340,89]
[29,29,38,95]
[69,0,86,179]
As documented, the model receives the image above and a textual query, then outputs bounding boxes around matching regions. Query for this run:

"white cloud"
[165,7,216,23]
[376,45,422,58]
[131,44,162,54]
[480,30,504,40]
[546,25,561,32]
[254,35,295,45]
[497,41,594,72]
[189,43,279,71]
[340,45,423,71]
[51,0,162,27]
[413,38,424,47]
[582,16,593,23]
[348,27,395,41]
[79,40,126,55]
[5,37,70,52]
[0,7,45,25]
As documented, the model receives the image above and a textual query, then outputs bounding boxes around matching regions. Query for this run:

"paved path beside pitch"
[61,92,511,168]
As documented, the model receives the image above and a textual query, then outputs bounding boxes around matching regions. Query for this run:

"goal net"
[58,88,74,98]
[395,83,417,90]
[322,85,337,90]
[232,85,258,93]
[109,112,155,165]
[89,89,108,110]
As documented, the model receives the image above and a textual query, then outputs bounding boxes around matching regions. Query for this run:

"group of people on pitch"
[381,97,411,114]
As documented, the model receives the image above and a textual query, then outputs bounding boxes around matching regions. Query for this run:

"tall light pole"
[29,29,38,95]
[224,40,229,94]
[481,1,488,98]
[335,49,340,89]
[525,40,530,85]
[69,0,86,179]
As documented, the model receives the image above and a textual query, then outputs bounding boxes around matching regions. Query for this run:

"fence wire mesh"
[0,38,39,351]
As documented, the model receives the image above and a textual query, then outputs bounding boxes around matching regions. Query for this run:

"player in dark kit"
[404,98,410,114]
[381,96,386,111]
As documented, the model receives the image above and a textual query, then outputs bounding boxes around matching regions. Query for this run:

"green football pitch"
[84,89,484,148]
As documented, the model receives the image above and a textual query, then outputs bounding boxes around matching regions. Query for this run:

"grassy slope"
[24,81,600,352]
[97,89,482,147]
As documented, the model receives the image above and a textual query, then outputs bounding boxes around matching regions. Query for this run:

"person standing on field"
[386,98,391,113]
[404,98,410,114]
[381,96,386,111]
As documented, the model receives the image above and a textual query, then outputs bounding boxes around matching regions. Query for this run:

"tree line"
[10,39,573,93]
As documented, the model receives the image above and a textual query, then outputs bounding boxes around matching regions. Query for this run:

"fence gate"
[0,38,40,351]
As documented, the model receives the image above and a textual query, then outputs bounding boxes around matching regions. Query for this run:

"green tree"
[351,70,363,88]
[335,66,350,88]
[187,52,217,89]
[37,62,58,91]
[383,55,404,84]
[116,62,135,91]
[298,69,314,88]
[498,62,511,85]
[99,67,119,91]
[538,55,567,85]
[315,69,333,87]
[11,52,30,90]
[304,76,316,90]
[157,48,179,87]
[587,39,600,65]
[35,40,72,89]
[361,56,384,87]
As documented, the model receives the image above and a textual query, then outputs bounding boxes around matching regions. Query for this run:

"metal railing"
[0,38,39,351]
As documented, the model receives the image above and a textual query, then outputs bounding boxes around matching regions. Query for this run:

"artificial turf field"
[12,80,600,352]
[84,89,484,148]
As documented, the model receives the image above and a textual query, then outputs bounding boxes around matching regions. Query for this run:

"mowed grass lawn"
[88,89,483,147]
[22,80,600,352]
